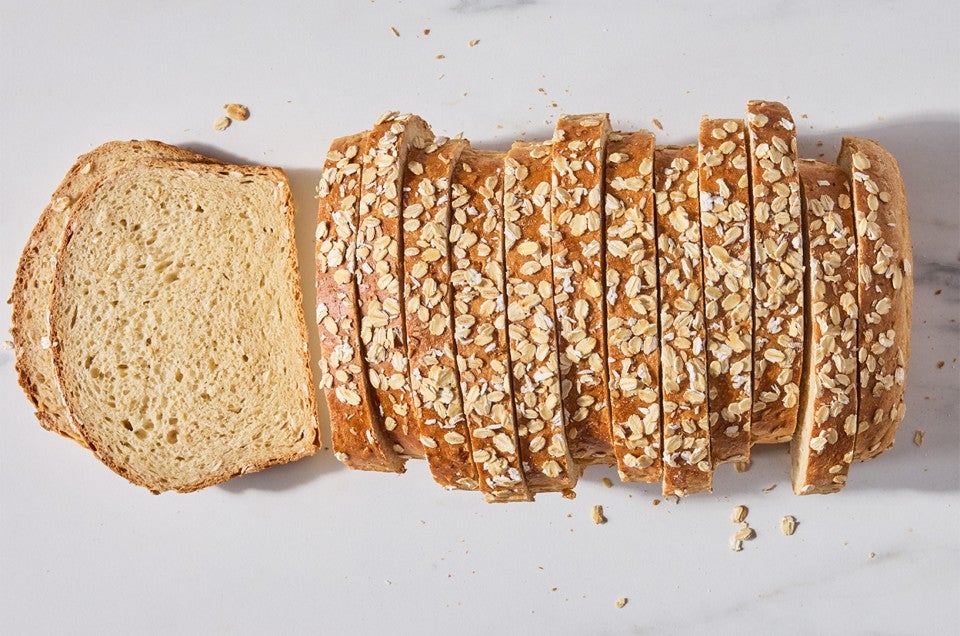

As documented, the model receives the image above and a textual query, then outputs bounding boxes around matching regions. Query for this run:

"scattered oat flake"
[781,515,797,536]
[592,505,606,525]
[390,26,400,37]
[914,430,924,446]
[213,116,231,131]
[224,103,249,121]
[468,38,480,47]
[601,477,613,489]
[731,505,748,523]
[730,537,743,552]
[615,597,628,609]
[652,118,663,130]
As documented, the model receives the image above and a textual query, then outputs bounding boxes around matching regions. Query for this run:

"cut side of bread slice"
[654,146,713,496]
[698,118,753,465]
[401,135,479,490]
[50,160,320,493]
[604,131,663,483]
[792,159,858,494]
[838,137,913,461]
[11,140,216,446]
[450,149,531,502]
[551,114,614,464]
[746,101,805,444]
[317,133,405,473]
[355,112,434,460]
[503,140,578,492]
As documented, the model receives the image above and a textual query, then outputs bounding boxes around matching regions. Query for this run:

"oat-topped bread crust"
[355,112,434,459]
[792,160,858,494]
[11,140,215,446]
[655,146,712,496]
[503,141,578,492]
[401,136,479,490]
[746,101,804,444]
[698,118,753,465]
[450,149,531,502]
[838,137,913,461]
[550,114,613,464]
[317,134,405,473]
[604,131,662,483]
[50,160,320,492]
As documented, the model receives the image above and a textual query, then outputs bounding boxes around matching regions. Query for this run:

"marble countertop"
[1,2,957,634]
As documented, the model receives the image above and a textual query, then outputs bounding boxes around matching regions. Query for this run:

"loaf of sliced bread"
[11,141,215,446]
[50,160,320,492]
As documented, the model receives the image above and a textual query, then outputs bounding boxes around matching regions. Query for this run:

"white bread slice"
[550,114,614,464]
[654,146,712,496]
[604,131,663,483]
[792,159,858,494]
[450,149,531,502]
[401,135,479,490]
[317,133,405,473]
[11,141,215,446]
[49,159,320,492]
[837,137,913,460]
[746,101,805,444]
[504,140,578,492]
[355,112,434,459]
[697,117,753,465]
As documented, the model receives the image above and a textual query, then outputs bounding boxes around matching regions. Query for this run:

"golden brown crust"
[746,101,805,444]
[450,149,531,502]
[401,136,479,489]
[11,140,215,446]
[604,131,662,482]
[655,146,712,496]
[503,141,578,492]
[317,133,405,473]
[355,113,434,459]
[698,118,753,464]
[837,137,913,461]
[550,114,613,463]
[792,159,858,494]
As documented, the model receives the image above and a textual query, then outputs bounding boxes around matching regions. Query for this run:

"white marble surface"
[1,2,958,634]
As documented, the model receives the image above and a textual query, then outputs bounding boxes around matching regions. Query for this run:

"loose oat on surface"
[592,504,607,524]
[780,515,797,536]
[224,103,249,121]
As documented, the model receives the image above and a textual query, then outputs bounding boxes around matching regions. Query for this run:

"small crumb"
[937,361,945,368]
[781,515,797,536]
[615,597,628,609]
[592,505,606,525]
[731,505,748,523]
[816,140,824,147]
[561,488,576,500]
[935,289,942,295]
[436,54,445,59]
[762,483,777,492]
[735,460,751,473]
[423,28,430,35]
[390,26,400,37]
[914,430,924,446]
[551,587,558,592]
[213,116,231,131]
[652,118,663,130]
[224,103,249,121]
[468,38,480,47]
[601,477,613,488]
[652,499,661,506]
[868,552,876,559]
[801,113,808,119]
[1,340,13,350]
[496,123,503,129]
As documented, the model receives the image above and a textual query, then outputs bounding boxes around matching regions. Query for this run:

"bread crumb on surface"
[914,430,924,446]
[468,38,480,47]
[423,28,430,35]
[868,551,877,559]
[652,498,661,506]
[390,26,400,37]
[213,116,231,131]
[592,505,606,525]
[652,118,663,130]
[561,488,576,500]
[731,505,748,523]
[781,515,797,536]
[937,360,945,368]
[435,54,445,59]
[762,483,777,492]
[615,597,628,609]
[735,460,751,473]
[601,477,613,488]
[730,537,743,552]
[224,103,249,121]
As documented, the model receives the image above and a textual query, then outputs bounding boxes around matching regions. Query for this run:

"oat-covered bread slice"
[401,135,479,490]
[838,137,913,461]
[50,160,320,492]
[356,112,434,459]
[654,146,712,496]
[604,131,663,483]
[503,141,578,492]
[792,160,858,494]
[698,117,753,465]
[317,134,405,473]
[551,114,613,464]
[746,101,805,444]
[11,140,215,445]
[450,149,531,502]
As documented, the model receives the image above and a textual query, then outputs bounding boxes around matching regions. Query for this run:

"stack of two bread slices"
[11,142,320,492]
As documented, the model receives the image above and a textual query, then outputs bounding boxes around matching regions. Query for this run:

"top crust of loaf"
[50,159,320,492]
[11,140,215,445]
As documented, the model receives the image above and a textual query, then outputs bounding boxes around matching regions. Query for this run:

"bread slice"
[746,101,805,444]
[11,140,215,446]
[49,159,320,492]
[698,118,753,465]
[450,149,531,502]
[317,133,405,473]
[401,135,479,490]
[355,112,434,459]
[837,137,913,461]
[604,131,663,483]
[792,159,858,494]
[654,146,712,496]
[503,140,578,492]
[550,114,614,463]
